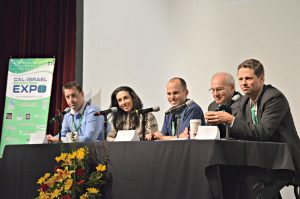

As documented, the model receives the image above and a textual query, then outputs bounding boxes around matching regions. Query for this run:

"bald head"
[166,77,189,107]
[210,72,235,105]
[211,72,235,87]
[168,77,187,90]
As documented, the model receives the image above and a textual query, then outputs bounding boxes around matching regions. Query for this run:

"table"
[0,140,296,199]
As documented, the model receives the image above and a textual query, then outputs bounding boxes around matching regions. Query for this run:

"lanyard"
[251,102,258,125]
[171,121,175,136]
[72,114,83,132]
[71,103,87,132]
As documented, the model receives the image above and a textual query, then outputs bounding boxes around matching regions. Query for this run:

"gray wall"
[83,0,300,133]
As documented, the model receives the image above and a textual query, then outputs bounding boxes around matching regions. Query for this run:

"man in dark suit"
[207,72,241,138]
[205,59,300,195]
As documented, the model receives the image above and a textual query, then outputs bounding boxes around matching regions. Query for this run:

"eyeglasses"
[208,87,226,94]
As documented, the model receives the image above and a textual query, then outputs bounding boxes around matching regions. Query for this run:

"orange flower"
[56,167,73,180]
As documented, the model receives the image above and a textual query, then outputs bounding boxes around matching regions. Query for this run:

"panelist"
[207,72,242,138]
[47,81,106,142]
[205,59,300,182]
[107,86,158,141]
[151,77,204,140]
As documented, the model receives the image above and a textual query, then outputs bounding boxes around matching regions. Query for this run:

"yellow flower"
[76,148,86,160]
[50,188,61,198]
[37,146,107,198]
[39,191,50,199]
[87,187,99,194]
[62,157,72,166]
[96,164,106,172]
[80,193,89,199]
[55,153,67,163]
[37,173,51,184]
[64,178,73,191]
[68,152,77,160]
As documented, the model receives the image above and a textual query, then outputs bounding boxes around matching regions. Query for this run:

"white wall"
[84,1,300,197]
[83,0,300,134]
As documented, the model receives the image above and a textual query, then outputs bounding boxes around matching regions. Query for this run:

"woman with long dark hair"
[107,86,158,141]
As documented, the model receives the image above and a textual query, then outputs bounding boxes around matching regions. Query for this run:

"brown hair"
[62,81,83,94]
[238,59,264,77]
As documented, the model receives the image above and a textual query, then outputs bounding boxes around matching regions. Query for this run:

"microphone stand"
[225,124,229,139]
[140,113,147,141]
[103,115,108,141]
[225,100,234,139]
[216,102,232,139]
[56,112,63,142]
[58,117,63,142]
[175,114,182,138]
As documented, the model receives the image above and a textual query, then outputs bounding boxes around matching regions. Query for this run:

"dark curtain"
[0,0,76,138]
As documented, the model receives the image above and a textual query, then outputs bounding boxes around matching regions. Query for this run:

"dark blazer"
[208,91,242,138]
[230,85,300,182]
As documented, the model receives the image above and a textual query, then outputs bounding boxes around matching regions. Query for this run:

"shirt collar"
[250,86,263,106]
[218,92,236,106]
[70,101,87,115]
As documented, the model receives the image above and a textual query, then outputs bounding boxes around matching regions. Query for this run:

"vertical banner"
[0,58,55,156]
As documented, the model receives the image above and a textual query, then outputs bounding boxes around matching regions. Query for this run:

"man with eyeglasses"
[205,59,300,195]
[207,72,241,138]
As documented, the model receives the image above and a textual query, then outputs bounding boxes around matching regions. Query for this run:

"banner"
[0,58,55,156]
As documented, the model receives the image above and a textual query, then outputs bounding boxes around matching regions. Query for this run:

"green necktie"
[251,103,258,125]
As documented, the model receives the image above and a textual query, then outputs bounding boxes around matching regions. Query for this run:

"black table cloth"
[0,140,296,199]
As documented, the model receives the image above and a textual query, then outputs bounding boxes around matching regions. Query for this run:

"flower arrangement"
[36,146,108,199]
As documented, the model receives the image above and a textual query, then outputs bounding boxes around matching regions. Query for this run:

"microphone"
[165,99,194,115]
[94,107,118,116]
[215,94,241,112]
[232,94,241,101]
[132,106,160,114]
[49,107,71,123]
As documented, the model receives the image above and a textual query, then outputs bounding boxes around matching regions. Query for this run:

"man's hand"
[179,127,189,138]
[153,131,164,140]
[152,128,189,140]
[205,111,234,125]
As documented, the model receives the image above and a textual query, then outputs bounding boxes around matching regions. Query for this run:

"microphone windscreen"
[153,106,160,112]
[111,107,118,113]
[64,107,71,113]
[215,104,226,111]
[232,95,240,102]
[186,99,194,106]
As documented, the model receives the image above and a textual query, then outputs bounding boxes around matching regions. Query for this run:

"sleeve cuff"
[229,116,235,128]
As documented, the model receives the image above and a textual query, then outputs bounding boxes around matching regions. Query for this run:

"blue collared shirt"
[161,101,205,136]
[60,102,110,142]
